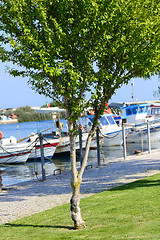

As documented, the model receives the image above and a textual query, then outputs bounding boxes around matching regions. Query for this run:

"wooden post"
[147,120,151,154]
[96,126,101,166]
[0,170,3,191]
[0,168,5,191]
[122,123,127,159]
[39,133,46,181]
[79,125,83,167]
[141,131,143,152]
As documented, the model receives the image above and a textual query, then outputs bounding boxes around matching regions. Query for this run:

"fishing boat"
[0,134,60,164]
[85,113,123,146]
[26,133,60,160]
[35,107,98,154]
[120,103,160,143]
[0,137,31,164]
[0,149,30,164]
[148,103,160,117]
[43,126,98,155]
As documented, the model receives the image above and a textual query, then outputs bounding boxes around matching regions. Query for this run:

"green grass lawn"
[1,173,160,240]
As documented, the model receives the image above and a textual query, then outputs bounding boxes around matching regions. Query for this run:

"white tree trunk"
[67,107,94,229]
[68,113,96,229]
[70,179,86,229]
[68,118,85,228]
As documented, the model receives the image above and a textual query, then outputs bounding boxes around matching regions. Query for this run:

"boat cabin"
[149,103,160,117]
[121,104,151,124]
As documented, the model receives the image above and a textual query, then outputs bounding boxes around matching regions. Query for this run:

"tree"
[13,106,51,122]
[0,0,159,229]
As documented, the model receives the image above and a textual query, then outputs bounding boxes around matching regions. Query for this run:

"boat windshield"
[144,106,149,113]
[132,107,138,114]
[107,116,115,125]
[126,108,132,115]
[100,116,109,125]
[138,106,145,113]
[87,117,93,126]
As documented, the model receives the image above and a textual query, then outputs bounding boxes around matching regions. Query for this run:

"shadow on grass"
[1,223,75,230]
[109,178,160,192]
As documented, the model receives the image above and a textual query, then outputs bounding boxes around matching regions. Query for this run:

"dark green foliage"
[13,106,51,122]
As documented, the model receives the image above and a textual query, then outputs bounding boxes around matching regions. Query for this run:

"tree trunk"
[70,180,86,229]
[68,117,86,229]
[67,114,96,229]
[70,130,95,229]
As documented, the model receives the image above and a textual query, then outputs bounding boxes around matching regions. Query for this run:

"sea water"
[1,120,160,187]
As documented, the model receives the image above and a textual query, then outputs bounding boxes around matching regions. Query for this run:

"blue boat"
[120,103,160,143]
[85,114,123,146]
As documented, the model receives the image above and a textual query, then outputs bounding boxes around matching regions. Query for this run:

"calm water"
[1,120,160,187]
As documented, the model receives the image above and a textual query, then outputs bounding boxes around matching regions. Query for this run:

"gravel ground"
[0,149,160,225]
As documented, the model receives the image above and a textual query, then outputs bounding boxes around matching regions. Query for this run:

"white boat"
[0,114,18,124]
[0,142,31,164]
[148,103,160,118]
[120,103,160,143]
[44,130,97,155]
[35,107,98,155]
[85,114,123,146]
[51,113,123,152]
[27,134,60,160]
[0,150,30,164]
[0,134,60,164]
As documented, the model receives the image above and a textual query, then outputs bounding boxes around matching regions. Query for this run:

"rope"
[127,121,160,135]
[43,137,60,147]
[99,128,121,139]
[127,128,146,135]
[33,141,41,181]
[149,124,160,132]
[0,138,39,163]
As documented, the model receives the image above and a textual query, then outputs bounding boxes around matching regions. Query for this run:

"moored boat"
[0,144,31,164]
[86,113,123,146]
[120,103,160,143]
[0,134,60,164]
[27,134,60,160]
[44,129,97,155]
[0,114,18,124]
[35,107,98,155]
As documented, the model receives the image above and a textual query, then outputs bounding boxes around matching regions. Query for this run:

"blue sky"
[0,61,159,109]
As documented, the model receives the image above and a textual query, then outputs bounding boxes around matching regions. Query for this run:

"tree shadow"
[1,223,75,230]
[109,178,160,192]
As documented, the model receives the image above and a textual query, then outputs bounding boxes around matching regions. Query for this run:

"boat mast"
[131,79,134,102]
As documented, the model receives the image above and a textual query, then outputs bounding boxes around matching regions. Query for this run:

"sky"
[0,61,159,109]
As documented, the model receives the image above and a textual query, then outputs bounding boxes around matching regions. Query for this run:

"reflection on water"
[1,161,56,186]
[126,140,160,155]
[1,140,160,187]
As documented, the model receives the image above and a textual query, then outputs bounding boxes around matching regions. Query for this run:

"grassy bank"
[1,173,160,239]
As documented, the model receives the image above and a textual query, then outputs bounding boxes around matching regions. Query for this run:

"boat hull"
[28,139,59,160]
[0,149,30,164]
[0,137,60,163]
[126,121,160,143]
[100,130,123,146]
[0,119,18,124]
[46,132,97,155]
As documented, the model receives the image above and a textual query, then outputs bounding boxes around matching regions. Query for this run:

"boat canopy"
[86,114,116,125]
[121,104,150,117]
[34,107,66,114]
[150,104,160,116]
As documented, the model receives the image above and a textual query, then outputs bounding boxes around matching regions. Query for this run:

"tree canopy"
[0,0,159,120]
[0,0,159,228]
